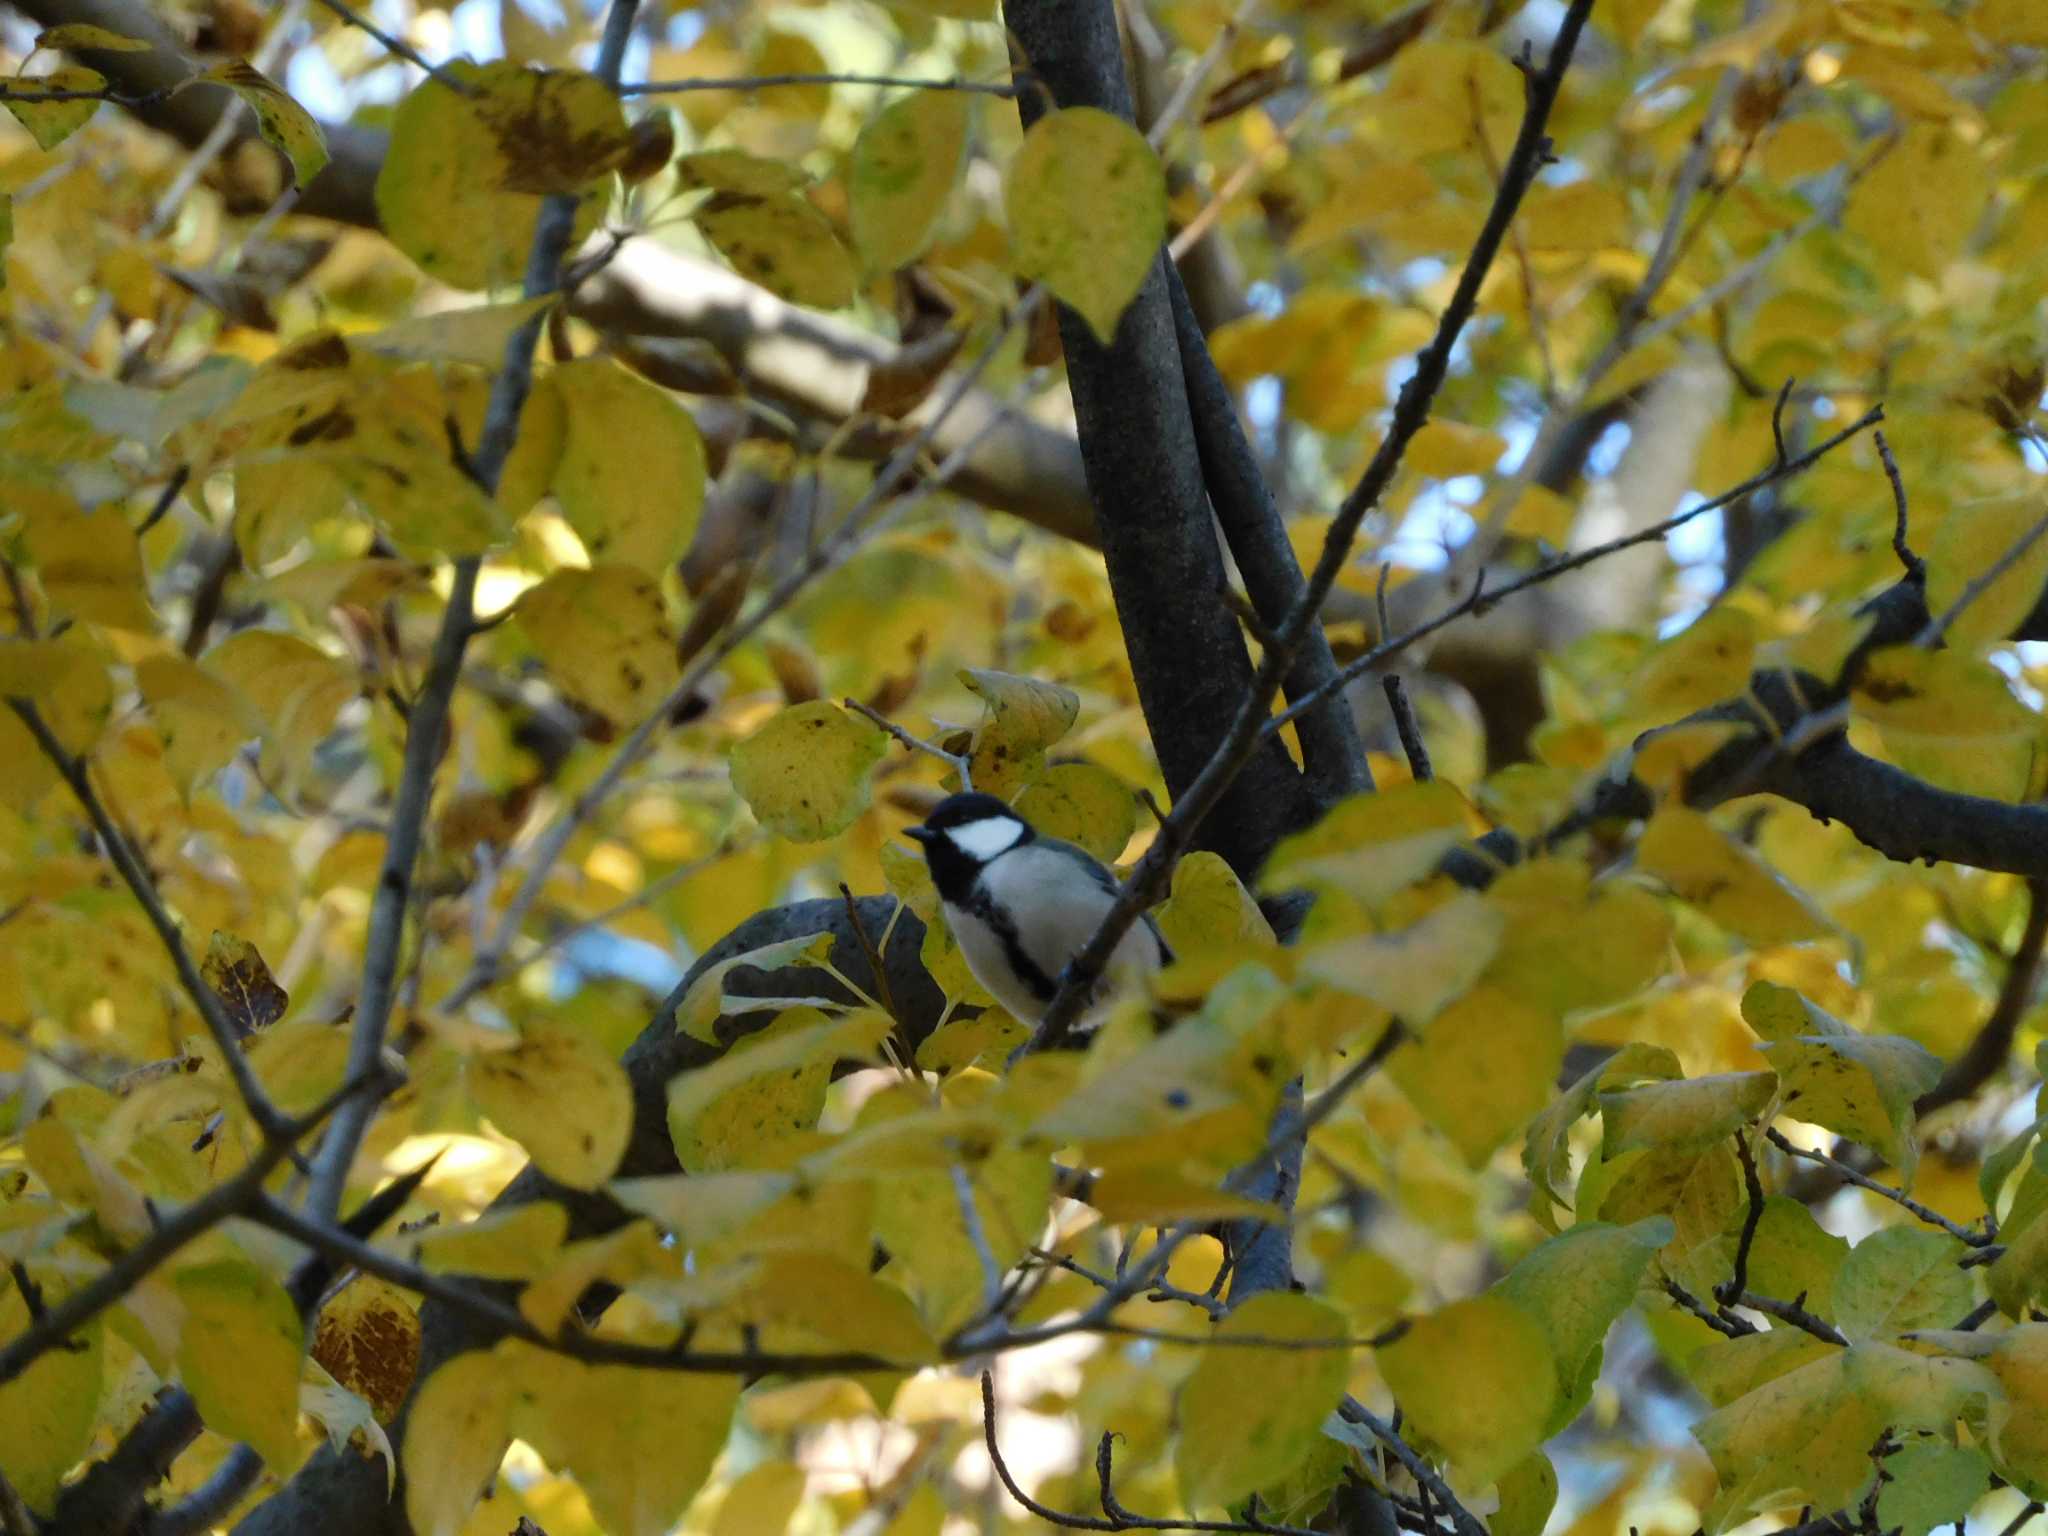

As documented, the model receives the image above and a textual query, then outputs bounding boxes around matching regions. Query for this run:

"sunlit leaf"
[469,1029,634,1189]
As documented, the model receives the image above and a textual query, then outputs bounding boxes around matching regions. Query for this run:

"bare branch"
[304,0,643,1222]
[1716,1131,1766,1310]
[1919,879,2048,1115]
[306,0,471,90]
[1334,1397,1487,1536]
[1732,1289,1848,1346]
[1381,677,1433,783]
[844,698,973,787]
[1873,429,1922,579]
[1766,1129,1990,1247]
[619,71,1020,98]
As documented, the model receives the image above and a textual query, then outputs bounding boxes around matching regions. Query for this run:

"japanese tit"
[903,791,1172,1031]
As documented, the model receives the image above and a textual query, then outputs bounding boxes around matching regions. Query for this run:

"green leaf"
[1377,1295,1558,1486]
[175,1258,305,1470]
[850,90,969,272]
[1006,106,1166,344]
[468,1028,633,1190]
[1176,1293,1353,1510]
[1874,1442,1992,1536]
[1494,1451,1559,1536]
[549,356,706,570]
[1522,1042,1682,1224]
[1834,1226,1972,1339]
[1494,1217,1672,1434]
[404,1351,513,1536]
[197,60,329,185]
[0,1286,100,1515]
[1741,1197,1850,1322]
[731,701,888,842]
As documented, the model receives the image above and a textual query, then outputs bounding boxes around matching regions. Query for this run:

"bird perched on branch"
[903,791,1170,1035]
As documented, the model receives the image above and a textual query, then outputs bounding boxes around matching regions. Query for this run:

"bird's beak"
[903,825,936,847]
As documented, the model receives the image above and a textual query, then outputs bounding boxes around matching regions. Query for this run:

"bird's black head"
[903,792,1034,901]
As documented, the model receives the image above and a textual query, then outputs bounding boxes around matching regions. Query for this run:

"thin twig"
[844,697,973,786]
[619,71,1020,98]
[1335,1397,1487,1536]
[1266,405,1884,739]
[1381,677,1433,782]
[952,1166,1007,1315]
[308,0,472,90]
[1663,1277,1755,1339]
[9,700,293,1141]
[1765,1129,1989,1246]
[1716,1131,1765,1309]
[1734,1289,1848,1346]
[1873,429,1922,579]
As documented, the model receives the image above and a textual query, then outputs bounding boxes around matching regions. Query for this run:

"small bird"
[903,791,1171,1032]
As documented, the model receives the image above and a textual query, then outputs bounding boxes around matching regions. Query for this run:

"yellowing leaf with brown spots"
[196,60,329,185]
[468,1028,633,1189]
[376,62,604,290]
[960,667,1079,797]
[404,1351,514,1536]
[311,1275,421,1423]
[1378,1295,1558,1485]
[1852,646,2039,801]
[516,565,679,726]
[1007,107,1166,344]
[4,67,104,150]
[694,194,857,308]
[174,1258,305,1470]
[850,90,969,272]
[469,65,630,194]
[1636,805,1828,948]
[731,701,887,842]
[1176,1293,1353,1510]
[1760,1035,1941,1181]
[201,930,287,1037]
[1156,850,1276,960]
[549,357,706,569]
[667,1007,893,1171]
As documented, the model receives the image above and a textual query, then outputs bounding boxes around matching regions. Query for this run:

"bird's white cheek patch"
[945,816,1026,861]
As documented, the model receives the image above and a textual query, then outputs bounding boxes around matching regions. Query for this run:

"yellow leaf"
[175,1258,306,1470]
[674,148,811,197]
[469,1029,632,1190]
[609,1169,795,1247]
[1758,1032,1941,1181]
[1853,646,2039,801]
[1926,495,2048,649]
[669,930,838,1043]
[310,1275,420,1423]
[1630,608,1758,726]
[195,60,328,185]
[136,655,248,794]
[1636,805,1828,947]
[1519,181,1631,252]
[1405,421,1505,478]
[414,1201,569,1280]
[1495,1218,1672,1435]
[850,90,969,272]
[3,66,104,150]
[1378,1296,1558,1485]
[1299,892,1504,1024]
[1176,1293,1353,1509]
[1483,860,1671,1017]
[731,701,887,842]
[506,1344,740,1536]
[1495,1453,1560,1536]
[1977,0,2048,44]
[1390,984,1562,1166]
[1505,483,1577,543]
[713,1460,806,1536]
[666,1008,890,1165]
[34,23,151,50]
[516,565,679,726]
[694,194,857,308]
[1987,1324,2048,1495]
[359,295,555,367]
[203,628,357,782]
[549,357,706,570]
[21,502,153,631]
[1013,760,1137,863]
[403,1351,513,1536]
[1844,123,1991,282]
[0,1286,100,1515]
[1156,850,1276,960]
[960,667,1080,797]
[1006,107,1166,344]
[1263,781,1478,909]
[1598,1072,1776,1155]
[1089,1167,1280,1225]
